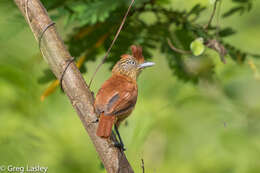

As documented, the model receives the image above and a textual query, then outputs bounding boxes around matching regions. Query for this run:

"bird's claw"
[113,141,126,151]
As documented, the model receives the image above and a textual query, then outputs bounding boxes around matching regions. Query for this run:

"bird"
[94,45,154,150]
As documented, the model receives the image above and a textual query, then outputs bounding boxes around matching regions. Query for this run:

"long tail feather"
[96,114,115,138]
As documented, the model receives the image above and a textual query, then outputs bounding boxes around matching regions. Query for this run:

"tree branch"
[14,0,134,172]
[167,38,192,54]
[204,0,219,30]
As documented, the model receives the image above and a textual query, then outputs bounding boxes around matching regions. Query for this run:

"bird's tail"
[96,114,116,138]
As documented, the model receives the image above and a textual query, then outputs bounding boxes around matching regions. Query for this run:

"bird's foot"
[113,141,126,151]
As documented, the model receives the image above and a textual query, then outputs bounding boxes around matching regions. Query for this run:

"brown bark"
[13,0,134,172]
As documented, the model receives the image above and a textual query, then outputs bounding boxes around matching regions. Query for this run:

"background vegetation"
[0,0,260,172]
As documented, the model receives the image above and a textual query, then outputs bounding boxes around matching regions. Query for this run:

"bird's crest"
[120,45,144,63]
[131,45,144,63]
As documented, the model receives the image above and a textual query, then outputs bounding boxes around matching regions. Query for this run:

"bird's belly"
[115,109,133,127]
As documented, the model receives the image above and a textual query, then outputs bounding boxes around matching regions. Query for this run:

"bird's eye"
[127,60,135,65]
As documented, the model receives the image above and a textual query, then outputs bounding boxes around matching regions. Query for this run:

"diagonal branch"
[204,0,219,30]
[167,38,192,55]
[14,0,134,172]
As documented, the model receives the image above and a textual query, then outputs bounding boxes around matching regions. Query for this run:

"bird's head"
[112,45,155,80]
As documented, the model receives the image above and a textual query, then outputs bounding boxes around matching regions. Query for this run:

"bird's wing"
[105,85,137,116]
[94,75,138,116]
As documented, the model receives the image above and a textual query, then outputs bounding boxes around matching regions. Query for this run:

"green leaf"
[222,6,244,18]
[219,27,236,37]
[71,0,122,26]
[42,0,67,11]
[188,4,206,16]
[174,28,195,50]
[190,38,205,56]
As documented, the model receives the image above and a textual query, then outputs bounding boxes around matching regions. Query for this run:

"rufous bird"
[94,45,154,150]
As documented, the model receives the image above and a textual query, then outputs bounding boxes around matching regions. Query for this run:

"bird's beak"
[138,61,155,69]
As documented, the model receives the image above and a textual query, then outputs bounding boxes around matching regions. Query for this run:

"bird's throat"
[112,70,137,82]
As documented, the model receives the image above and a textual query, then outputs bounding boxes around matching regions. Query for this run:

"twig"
[205,39,226,63]
[141,159,145,173]
[167,38,192,54]
[206,0,227,64]
[88,0,135,88]
[14,0,134,172]
[204,0,219,30]
[216,0,222,39]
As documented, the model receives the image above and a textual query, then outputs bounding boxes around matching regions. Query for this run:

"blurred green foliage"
[1,0,260,173]
[40,0,259,83]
